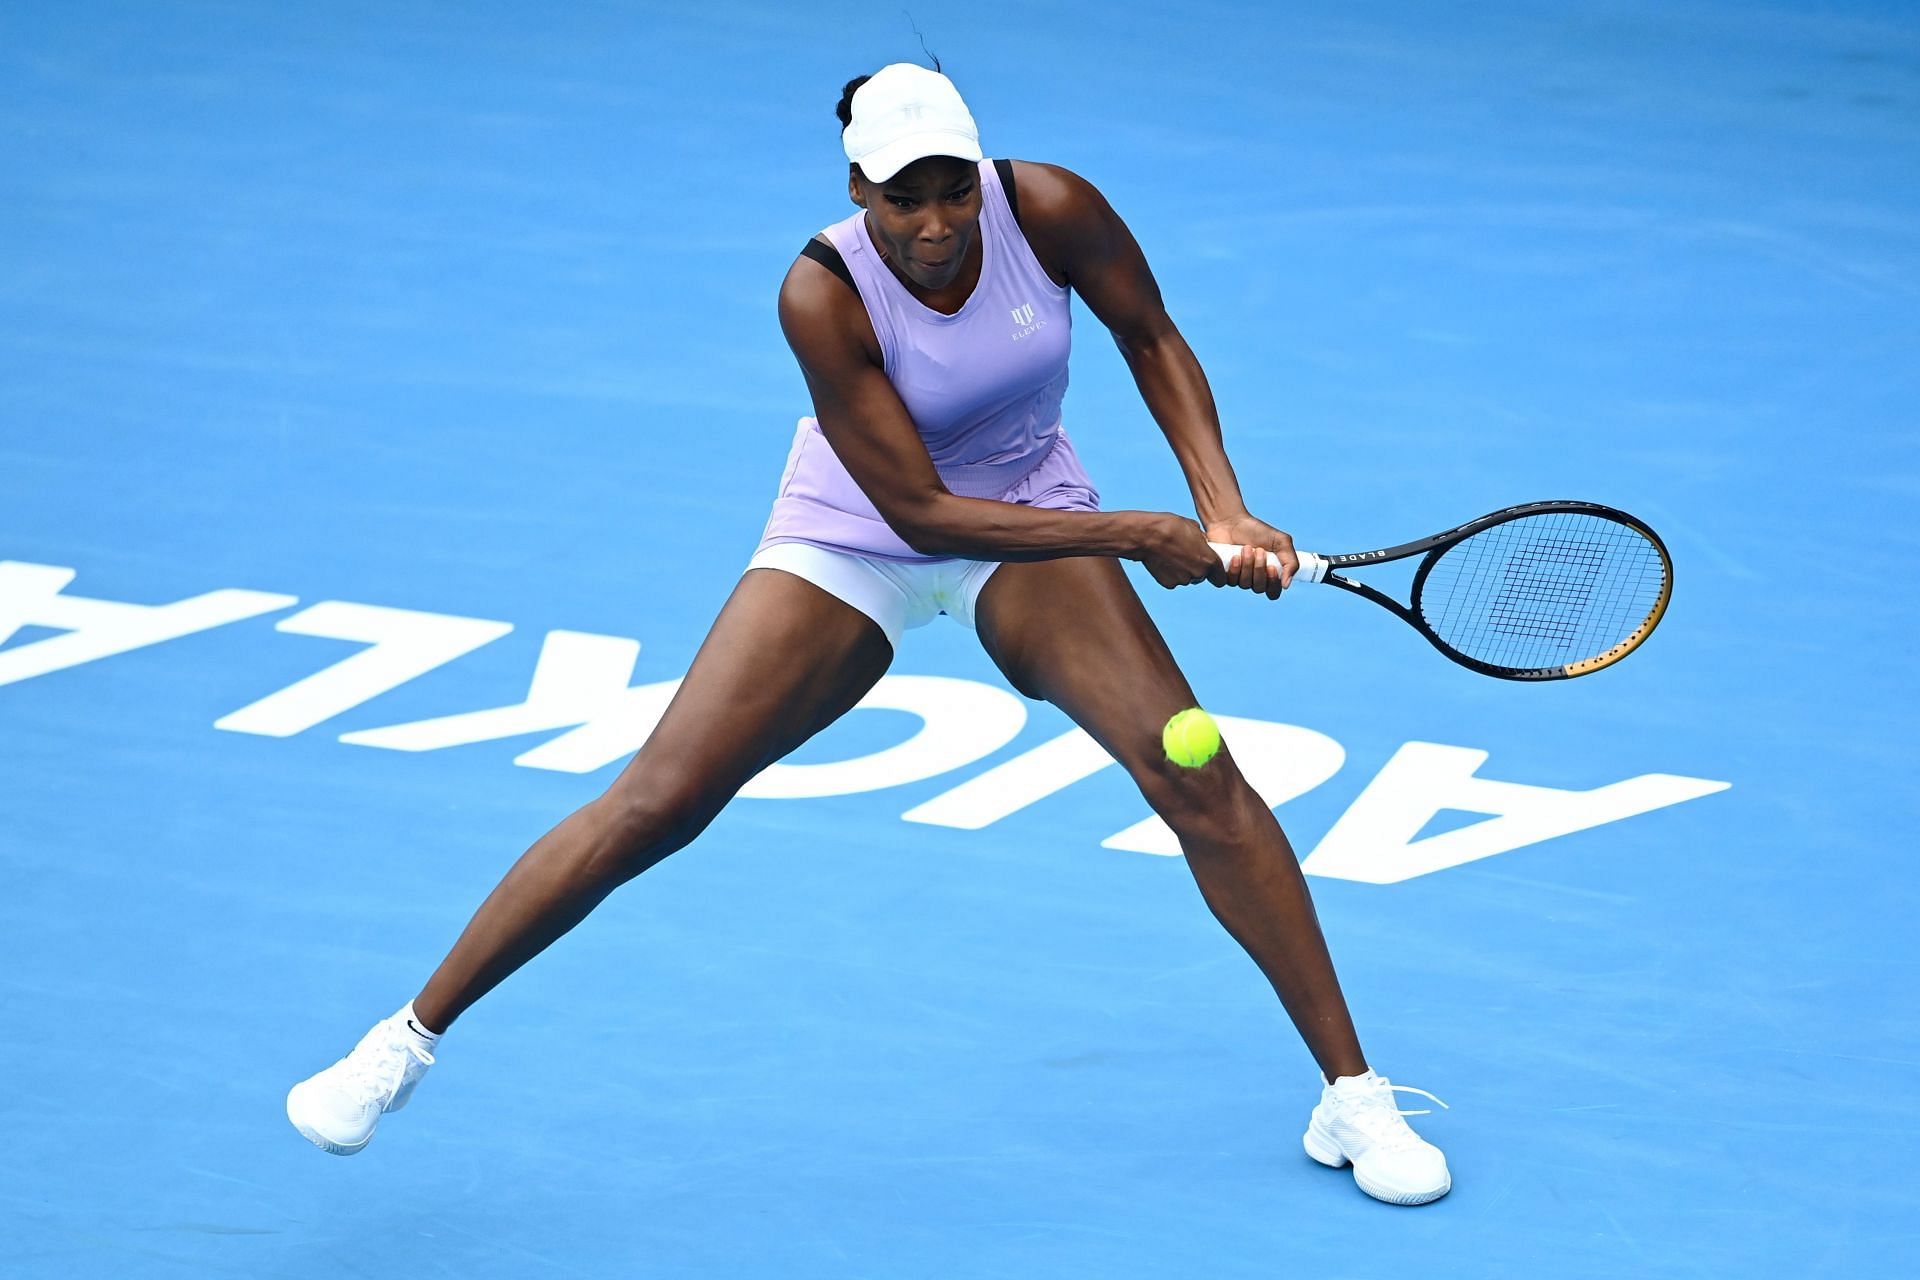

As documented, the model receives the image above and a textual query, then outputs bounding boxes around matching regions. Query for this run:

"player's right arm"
[777,254,1223,588]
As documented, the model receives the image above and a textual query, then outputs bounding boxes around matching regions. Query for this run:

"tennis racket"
[1211,500,1672,681]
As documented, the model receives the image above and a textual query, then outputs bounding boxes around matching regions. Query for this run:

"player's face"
[850,155,982,291]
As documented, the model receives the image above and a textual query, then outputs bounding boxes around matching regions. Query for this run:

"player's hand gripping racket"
[1211,500,1672,681]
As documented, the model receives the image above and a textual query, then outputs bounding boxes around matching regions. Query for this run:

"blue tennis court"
[4,1,1916,1274]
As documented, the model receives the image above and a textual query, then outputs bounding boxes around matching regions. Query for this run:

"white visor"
[841,63,982,182]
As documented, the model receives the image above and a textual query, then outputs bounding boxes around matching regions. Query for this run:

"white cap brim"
[854,130,984,183]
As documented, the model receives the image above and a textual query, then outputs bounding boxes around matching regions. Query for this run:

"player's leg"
[972,555,1367,1080]
[411,566,895,1032]
[288,565,894,1155]
[974,555,1451,1204]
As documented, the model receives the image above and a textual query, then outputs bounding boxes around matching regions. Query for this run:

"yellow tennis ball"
[1162,707,1221,769]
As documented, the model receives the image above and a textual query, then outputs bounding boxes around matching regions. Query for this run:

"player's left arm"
[1014,161,1296,594]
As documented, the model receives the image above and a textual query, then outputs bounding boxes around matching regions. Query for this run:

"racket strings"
[1416,513,1667,672]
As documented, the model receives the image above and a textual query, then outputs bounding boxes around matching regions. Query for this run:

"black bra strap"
[800,236,856,293]
[993,157,1020,227]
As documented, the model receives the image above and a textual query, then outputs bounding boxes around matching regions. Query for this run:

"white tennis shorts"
[746,541,1002,651]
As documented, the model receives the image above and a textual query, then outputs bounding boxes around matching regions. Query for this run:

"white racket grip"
[1207,542,1329,586]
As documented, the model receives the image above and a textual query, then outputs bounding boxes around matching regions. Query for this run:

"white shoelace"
[1339,1080,1450,1150]
[341,1029,435,1107]
[1380,1082,1449,1117]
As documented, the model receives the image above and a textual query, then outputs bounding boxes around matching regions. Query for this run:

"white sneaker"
[287,1009,437,1155]
[1302,1070,1451,1205]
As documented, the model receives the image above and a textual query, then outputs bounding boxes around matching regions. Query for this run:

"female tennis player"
[287,63,1451,1206]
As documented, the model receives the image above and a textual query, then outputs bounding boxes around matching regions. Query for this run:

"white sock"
[400,1002,442,1045]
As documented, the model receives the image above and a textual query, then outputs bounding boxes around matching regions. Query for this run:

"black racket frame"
[1314,500,1673,681]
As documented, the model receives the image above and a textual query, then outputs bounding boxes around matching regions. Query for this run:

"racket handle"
[1207,542,1329,586]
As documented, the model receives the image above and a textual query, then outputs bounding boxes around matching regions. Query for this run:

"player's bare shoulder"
[1006,160,1108,220]
[779,237,880,370]
[1004,161,1122,287]
[778,239,855,335]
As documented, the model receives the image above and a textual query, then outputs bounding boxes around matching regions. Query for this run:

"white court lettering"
[0,560,296,688]
[0,562,1732,877]
[1299,742,1731,884]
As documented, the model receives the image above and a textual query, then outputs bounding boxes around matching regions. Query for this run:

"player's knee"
[1137,757,1259,848]
[595,776,721,880]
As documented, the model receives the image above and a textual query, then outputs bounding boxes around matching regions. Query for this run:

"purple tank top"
[758,158,1081,562]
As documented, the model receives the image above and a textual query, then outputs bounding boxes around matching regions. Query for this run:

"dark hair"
[834,75,871,129]
[833,50,944,130]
